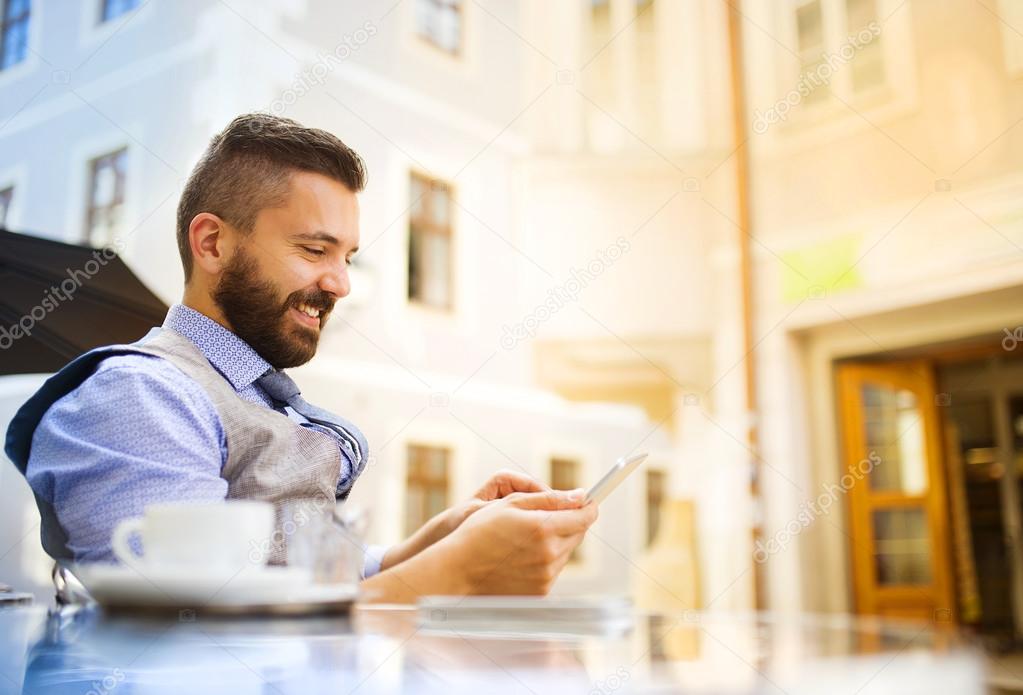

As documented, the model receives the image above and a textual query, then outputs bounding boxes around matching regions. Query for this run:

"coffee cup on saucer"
[111,500,274,574]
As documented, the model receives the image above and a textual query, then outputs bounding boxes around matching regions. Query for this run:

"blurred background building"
[3,0,1023,657]
[741,0,1023,645]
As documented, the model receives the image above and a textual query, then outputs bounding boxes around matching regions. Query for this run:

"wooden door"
[837,361,954,622]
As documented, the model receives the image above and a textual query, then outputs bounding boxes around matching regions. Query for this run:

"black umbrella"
[0,229,168,375]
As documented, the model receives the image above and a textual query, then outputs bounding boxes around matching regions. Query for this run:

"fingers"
[550,537,582,573]
[535,530,590,589]
[536,502,598,536]
[506,488,586,511]
[505,497,597,538]
[476,469,549,500]
[498,470,549,494]
[452,499,487,528]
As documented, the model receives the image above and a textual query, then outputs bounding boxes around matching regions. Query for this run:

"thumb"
[508,488,586,511]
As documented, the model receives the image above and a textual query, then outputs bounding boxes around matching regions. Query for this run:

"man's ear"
[188,213,234,276]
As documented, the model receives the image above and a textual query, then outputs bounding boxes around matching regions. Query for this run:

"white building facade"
[0,0,686,601]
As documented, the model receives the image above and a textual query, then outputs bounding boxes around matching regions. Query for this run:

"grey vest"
[5,326,344,564]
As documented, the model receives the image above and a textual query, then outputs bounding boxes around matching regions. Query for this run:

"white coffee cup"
[111,501,274,571]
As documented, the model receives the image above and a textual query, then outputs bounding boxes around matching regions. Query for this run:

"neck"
[181,285,234,333]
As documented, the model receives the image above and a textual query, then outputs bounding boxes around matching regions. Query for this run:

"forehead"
[258,170,360,246]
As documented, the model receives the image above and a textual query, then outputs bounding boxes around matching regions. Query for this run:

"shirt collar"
[162,303,271,391]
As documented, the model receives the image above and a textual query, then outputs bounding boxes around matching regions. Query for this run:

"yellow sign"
[781,233,864,302]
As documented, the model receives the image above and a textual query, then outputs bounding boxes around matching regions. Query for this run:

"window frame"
[412,0,463,57]
[80,0,153,50]
[844,0,886,93]
[83,147,128,248]
[997,0,1023,77]
[784,0,889,112]
[0,164,26,231]
[404,443,452,538]
[0,185,13,229]
[794,0,830,104]
[0,0,31,71]
[645,467,667,548]
[99,0,142,24]
[550,456,581,493]
[407,170,455,312]
[761,0,915,150]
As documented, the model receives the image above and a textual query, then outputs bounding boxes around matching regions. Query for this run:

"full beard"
[212,247,335,369]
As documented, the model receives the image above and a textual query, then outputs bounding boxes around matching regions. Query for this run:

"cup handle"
[111,517,145,565]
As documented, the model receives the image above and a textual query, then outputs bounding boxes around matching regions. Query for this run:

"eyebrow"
[291,232,340,245]
[291,232,359,253]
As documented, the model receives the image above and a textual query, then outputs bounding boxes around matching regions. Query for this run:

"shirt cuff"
[362,544,389,579]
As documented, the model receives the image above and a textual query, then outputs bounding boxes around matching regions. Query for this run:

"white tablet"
[584,452,649,504]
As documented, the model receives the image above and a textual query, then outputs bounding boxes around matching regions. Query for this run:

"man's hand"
[361,488,598,602]
[380,470,549,571]
[472,469,549,502]
[435,488,598,595]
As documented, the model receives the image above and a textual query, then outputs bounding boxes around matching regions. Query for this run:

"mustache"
[285,289,336,315]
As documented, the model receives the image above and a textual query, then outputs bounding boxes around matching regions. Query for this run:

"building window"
[646,469,666,547]
[0,0,30,70]
[550,457,579,492]
[405,444,450,537]
[634,0,659,137]
[588,0,612,51]
[583,0,615,149]
[795,0,828,104]
[84,148,127,247]
[414,0,462,55]
[998,0,1023,75]
[845,0,883,92]
[101,0,141,23]
[408,172,453,310]
[0,186,12,228]
[790,0,887,112]
[550,457,583,562]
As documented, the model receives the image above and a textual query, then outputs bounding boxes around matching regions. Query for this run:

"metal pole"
[725,0,765,611]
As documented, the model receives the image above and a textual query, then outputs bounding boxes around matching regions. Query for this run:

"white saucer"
[72,563,359,615]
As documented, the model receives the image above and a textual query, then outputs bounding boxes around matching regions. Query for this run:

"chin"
[288,336,320,365]
[261,330,320,370]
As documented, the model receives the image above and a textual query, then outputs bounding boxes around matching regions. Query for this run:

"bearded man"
[5,114,596,602]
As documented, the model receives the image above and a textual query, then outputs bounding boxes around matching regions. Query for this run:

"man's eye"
[345,257,353,266]
[303,247,325,256]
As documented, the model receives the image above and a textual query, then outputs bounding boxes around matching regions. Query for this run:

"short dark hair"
[176,113,367,280]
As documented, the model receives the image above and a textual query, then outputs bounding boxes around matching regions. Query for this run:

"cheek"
[280,258,320,292]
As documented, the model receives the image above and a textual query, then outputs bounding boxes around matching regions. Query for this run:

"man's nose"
[319,265,350,299]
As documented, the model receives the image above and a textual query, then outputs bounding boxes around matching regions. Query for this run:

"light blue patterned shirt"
[26,303,383,574]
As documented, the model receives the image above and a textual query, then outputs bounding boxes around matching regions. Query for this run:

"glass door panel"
[872,508,932,585]
[837,361,953,621]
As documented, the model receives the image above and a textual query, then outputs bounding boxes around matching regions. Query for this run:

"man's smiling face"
[212,170,360,369]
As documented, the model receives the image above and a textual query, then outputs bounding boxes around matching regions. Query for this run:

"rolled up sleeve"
[362,544,389,579]
[27,355,228,563]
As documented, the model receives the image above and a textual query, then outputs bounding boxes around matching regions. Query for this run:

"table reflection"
[0,605,986,695]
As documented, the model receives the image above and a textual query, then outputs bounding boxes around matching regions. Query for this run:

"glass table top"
[0,604,986,694]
